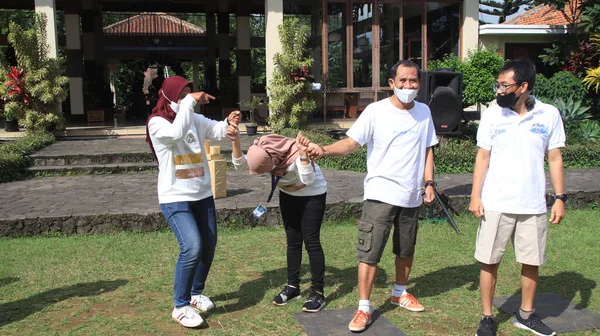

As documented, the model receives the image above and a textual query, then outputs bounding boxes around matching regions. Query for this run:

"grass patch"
[0,132,55,183]
[0,210,598,335]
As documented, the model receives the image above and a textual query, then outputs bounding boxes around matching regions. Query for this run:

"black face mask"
[496,92,519,108]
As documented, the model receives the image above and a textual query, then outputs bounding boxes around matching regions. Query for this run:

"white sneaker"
[172,306,203,328]
[191,294,215,312]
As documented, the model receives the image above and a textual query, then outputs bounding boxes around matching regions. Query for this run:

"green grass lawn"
[1,210,598,335]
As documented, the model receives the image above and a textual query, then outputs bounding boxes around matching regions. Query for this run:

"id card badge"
[252,204,267,218]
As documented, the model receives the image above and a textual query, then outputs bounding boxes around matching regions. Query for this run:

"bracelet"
[424,180,436,188]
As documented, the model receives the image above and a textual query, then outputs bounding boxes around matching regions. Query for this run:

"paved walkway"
[2,167,599,221]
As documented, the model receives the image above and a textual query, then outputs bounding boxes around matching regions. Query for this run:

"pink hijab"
[247,135,299,177]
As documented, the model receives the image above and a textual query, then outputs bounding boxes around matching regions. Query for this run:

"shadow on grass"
[0,277,19,289]
[376,263,480,315]
[0,279,128,327]
[495,271,597,326]
[210,265,388,314]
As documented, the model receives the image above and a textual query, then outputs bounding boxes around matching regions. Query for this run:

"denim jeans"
[160,197,217,308]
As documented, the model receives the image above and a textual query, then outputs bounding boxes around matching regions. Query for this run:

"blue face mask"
[162,91,180,113]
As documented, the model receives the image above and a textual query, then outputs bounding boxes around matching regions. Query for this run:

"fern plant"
[267,17,316,132]
[575,121,600,142]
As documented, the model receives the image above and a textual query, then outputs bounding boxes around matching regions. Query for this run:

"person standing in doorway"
[306,60,438,332]
[469,60,566,336]
[146,75,240,328]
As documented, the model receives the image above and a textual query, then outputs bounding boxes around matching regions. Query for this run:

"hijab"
[145,76,191,160]
[247,135,299,177]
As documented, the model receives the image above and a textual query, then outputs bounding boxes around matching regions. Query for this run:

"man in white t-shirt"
[306,60,438,332]
[470,60,566,336]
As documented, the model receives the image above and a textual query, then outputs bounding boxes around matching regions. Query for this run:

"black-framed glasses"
[493,81,522,93]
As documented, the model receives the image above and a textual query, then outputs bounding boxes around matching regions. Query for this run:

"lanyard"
[267,175,282,203]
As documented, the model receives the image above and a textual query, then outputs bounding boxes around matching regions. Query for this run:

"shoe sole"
[195,305,214,312]
[172,317,202,328]
[302,301,326,313]
[272,294,301,306]
[513,319,556,336]
[348,320,371,332]
[390,300,425,312]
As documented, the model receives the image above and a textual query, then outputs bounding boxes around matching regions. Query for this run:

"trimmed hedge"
[280,129,600,174]
[0,132,55,183]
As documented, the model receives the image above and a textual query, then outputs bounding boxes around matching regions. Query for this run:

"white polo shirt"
[477,98,566,214]
[347,98,438,208]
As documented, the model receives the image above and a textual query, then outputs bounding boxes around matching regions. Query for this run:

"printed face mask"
[162,90,180,113]
[393,87,419,104]
[496,92,519,108]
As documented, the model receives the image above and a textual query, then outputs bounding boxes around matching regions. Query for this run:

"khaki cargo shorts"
[356,200,420,264]
[475,210,548,266]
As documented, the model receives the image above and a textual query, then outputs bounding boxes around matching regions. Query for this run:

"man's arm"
[307,137,360,159]
[469,148,491,218]
[423,146,435,204]
[548,147,565,224]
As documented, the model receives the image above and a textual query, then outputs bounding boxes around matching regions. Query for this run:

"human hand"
[226,124,239,141]
[296,131,310,157]
[227,110,241,126]
[424,187,435,205]
[189,91,215,104]
[306,143,325,160]
[550,200,565,224]
[468,197,485,218]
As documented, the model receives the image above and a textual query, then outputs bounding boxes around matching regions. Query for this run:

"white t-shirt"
[347,98,439,207]
[477,98,566,214]
[148,95,228,204]
[232,154,327,198]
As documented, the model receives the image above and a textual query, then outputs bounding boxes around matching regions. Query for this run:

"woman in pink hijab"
[147,76,240,328]
[228,127,328,313]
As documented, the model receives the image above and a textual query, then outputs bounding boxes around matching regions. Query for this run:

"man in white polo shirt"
[305,60,438,332]
[469,60,566,336]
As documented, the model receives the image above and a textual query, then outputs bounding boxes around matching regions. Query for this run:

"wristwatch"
[553,194,568,202]
[424,180,436,189]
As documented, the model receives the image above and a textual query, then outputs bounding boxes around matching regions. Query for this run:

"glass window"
[352,2,373,87]
[327,2,347,88]
[403,3,423,68]
[379,2,400,86]
[427,2,460,65]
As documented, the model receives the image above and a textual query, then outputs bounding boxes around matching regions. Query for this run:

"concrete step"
[30,150,234,167]
[27,162,159,175]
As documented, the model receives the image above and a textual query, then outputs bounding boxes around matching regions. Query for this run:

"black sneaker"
[513,312,556,336]
[302,291,326,313]
[272,285,301,306]
[475,316,496,336]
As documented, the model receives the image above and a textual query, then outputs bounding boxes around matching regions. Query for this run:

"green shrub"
[534,71,588,103]
[0,131,55,183]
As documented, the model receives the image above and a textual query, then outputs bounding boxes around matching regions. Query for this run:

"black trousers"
[279,191,327,293]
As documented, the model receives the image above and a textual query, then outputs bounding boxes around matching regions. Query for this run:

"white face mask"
[393,87,419,104]
[162,90,180,113]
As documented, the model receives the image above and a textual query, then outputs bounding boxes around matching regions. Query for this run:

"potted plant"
[1,67,27,132]
[3,101,22,132]
[240,96,264,136]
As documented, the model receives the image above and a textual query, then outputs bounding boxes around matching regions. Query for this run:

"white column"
[461,0,480,60]
[108,62,118,106]
[265,0,283,92]
[34,0,59,59]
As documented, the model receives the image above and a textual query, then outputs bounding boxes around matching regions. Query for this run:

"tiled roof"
[503,3,577,25]
[103,12,205,36]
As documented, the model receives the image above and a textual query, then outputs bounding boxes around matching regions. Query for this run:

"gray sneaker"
[513,312,556,336]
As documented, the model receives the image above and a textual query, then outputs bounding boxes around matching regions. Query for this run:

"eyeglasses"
[493,81,522,93]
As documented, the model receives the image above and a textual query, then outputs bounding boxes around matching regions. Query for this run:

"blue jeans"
[160,197,217,308]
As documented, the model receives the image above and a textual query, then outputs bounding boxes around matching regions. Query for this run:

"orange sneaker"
[390,292,425,312]
[348,310,372,332]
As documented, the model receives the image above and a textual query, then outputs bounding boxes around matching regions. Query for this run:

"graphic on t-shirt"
[174,153,203,165]
[530,123,548,135]
[175,167,205,179]
[184,131,201,151]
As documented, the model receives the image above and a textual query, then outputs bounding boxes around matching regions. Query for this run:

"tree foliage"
[267,17,316,131]
[2,13,68,133]
[479,0,534,24]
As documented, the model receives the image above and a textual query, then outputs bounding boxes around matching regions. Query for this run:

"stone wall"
[1,191,598,237]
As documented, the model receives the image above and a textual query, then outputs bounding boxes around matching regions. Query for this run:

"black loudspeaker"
[421,70,464,135]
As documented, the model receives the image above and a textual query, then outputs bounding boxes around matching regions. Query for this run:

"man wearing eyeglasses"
[469,60,566,336]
